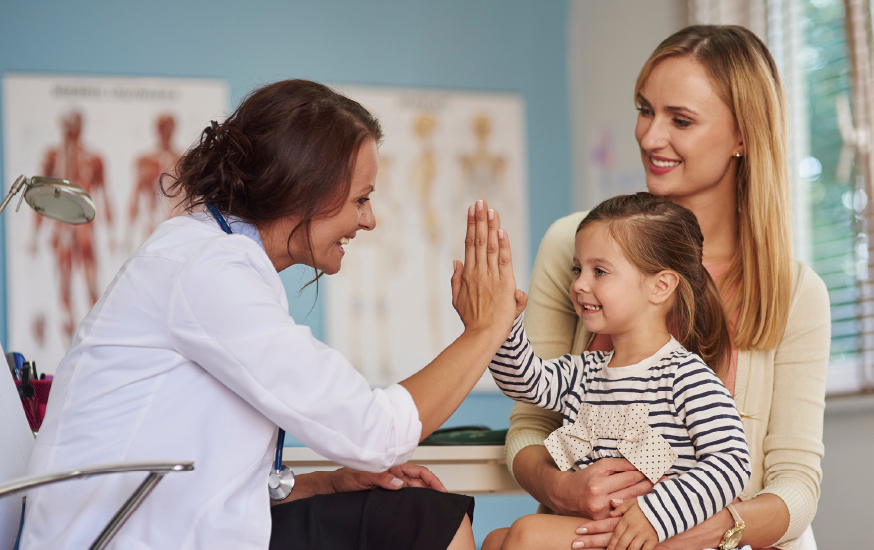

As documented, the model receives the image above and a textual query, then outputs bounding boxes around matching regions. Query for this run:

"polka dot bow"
[544,402,677,484]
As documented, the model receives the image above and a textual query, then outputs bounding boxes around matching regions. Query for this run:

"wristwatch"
[718,503,745,550]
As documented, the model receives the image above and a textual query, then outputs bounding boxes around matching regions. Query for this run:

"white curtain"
[688,0,769,38]
[689,0,874,392]
[845,0,874,390]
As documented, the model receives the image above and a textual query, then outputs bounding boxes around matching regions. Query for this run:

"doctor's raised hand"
[399,199,525,438]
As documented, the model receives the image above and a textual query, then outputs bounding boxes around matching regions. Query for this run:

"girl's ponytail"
[687,271,732,377]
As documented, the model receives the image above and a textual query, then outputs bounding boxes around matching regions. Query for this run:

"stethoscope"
[207,204,295,501]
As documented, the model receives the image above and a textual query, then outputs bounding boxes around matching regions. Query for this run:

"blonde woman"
[497,26,830,550]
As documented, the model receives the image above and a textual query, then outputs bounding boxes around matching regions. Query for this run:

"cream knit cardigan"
[505,212,831,550]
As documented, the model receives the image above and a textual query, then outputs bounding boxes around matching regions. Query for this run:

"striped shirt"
[490,317,751,541]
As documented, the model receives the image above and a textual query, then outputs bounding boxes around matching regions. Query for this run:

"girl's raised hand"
[451,200,522,336]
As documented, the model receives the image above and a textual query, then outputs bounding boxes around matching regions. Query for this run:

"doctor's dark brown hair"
[577,193,731,376]
[163,79,382,272]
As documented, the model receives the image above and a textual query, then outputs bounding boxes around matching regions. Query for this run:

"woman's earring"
[734,152,742,157]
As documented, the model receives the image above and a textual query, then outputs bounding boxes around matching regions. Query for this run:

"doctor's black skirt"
[269,487,474,550]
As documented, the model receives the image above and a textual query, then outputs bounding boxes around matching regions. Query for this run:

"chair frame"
[0,460,194,550]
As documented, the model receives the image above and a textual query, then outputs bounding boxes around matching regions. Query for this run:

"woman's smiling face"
[635,55,743,205]
[260,138,378,273]
[304,139,379,275]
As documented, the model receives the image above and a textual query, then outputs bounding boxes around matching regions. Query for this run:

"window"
[801,0,862,393]
[690,0,874,394]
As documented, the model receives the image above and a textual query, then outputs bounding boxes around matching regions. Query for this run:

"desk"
[283,445,523,494]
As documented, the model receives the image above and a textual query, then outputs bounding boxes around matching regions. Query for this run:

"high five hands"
[451,200,527,337]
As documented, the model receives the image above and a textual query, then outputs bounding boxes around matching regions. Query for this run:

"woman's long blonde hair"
[634,25,792,350]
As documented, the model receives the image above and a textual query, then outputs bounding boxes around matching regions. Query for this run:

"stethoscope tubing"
[207,204,288,474]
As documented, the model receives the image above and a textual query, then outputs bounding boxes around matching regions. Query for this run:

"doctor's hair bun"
[161,79,382,230]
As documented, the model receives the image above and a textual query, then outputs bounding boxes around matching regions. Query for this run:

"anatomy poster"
[325,86,529,391]
[2,74,228,373]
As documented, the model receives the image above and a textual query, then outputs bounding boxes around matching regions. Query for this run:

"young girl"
[486,193,751,550]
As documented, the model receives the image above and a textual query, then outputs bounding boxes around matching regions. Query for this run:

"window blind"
[689,0,874,394]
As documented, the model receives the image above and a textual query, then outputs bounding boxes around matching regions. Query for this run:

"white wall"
[568,0,687,211]
[813,396,874,547]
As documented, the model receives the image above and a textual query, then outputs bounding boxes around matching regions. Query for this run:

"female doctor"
[20,80,524,550]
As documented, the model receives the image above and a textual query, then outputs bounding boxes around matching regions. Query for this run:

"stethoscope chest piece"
[268,465,295,501]
[206,204,296,503]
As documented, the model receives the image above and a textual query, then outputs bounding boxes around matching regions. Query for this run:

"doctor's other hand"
[330,464,448,494]
[451,200,520,336]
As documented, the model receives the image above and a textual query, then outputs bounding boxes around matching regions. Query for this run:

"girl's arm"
[504,213,587,470]
[636,356,751,542]
[489,316,586,414]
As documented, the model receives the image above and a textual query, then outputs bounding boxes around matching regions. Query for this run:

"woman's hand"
[330,463,448,493]
[648,512,731,550]
[516,449,652,519]
[573,516,619,549]
[572,493,737,550]
[451,200,524,336]
[272,464,447,507]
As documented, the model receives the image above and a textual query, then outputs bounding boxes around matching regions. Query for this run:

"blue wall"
[1,0,572,545]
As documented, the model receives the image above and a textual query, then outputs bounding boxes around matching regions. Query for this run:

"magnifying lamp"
[0,175,95,224]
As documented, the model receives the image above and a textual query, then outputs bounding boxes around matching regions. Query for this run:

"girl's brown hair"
[635,25,792,350]
[578,193,731,376]
[163,79,382,273]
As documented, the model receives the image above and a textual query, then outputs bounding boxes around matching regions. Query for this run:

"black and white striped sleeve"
[637,356,751,542]
[488,316,583,413]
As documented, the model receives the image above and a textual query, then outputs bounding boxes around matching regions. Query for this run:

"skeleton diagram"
[454,114,511,282]
[410,113,444,355]
[35,112,113,343]
[345,155,404,379]
[126,114,183,249]
[459,114,508,207]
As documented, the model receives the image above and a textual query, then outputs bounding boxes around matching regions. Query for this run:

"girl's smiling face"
[635,56,743,206]
[570,222,654,337]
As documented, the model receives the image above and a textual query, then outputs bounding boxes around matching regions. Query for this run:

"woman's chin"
[645,180,671,197]
[318,260,342,275]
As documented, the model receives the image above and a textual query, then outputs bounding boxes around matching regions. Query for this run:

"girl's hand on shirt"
[451,200,520,338]
[330,464,447,494]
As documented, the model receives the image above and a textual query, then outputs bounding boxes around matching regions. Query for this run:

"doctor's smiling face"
[261,138,378,273]
[307,138,379,274]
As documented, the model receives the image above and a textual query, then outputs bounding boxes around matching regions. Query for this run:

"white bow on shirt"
[544,402,677,484]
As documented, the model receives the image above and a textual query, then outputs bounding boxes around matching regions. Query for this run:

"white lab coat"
[20,215,422,550]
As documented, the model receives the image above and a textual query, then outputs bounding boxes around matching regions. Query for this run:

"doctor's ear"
[650,270,679,305]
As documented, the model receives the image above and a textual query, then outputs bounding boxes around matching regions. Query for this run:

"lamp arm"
[0,175,28,217]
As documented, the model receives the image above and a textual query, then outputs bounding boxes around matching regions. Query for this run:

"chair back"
[0,343,34,549]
